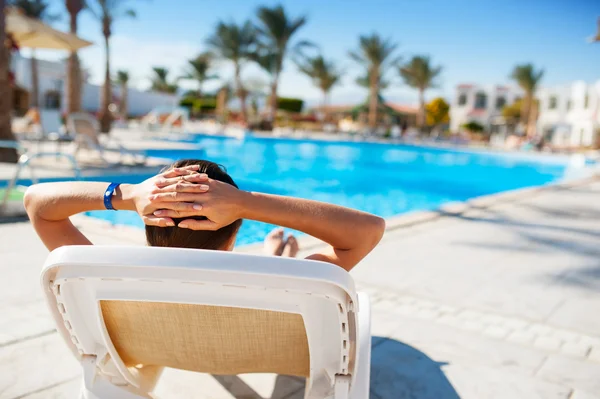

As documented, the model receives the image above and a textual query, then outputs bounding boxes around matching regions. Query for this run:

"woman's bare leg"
[263,228,285,256]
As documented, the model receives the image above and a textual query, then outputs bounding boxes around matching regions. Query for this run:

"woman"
[24,159,385,271]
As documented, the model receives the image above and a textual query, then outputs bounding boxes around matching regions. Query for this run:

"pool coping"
[62,170,600,254]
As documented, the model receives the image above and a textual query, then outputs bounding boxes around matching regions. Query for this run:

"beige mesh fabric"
[72,118,100,145]
[100,301,310,377]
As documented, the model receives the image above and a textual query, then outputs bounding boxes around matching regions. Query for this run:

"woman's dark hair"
[145,159,242,250]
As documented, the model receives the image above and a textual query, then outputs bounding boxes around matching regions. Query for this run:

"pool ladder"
[0,144,82,213]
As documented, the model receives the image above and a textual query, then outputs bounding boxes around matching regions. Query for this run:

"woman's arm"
[150,179,385,271]
[24,166,207,251]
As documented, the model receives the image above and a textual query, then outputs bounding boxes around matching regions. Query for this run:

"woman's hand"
[148,177,246,230]
[124,165,210,227]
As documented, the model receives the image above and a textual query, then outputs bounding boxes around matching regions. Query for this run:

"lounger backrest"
[101,301,310,376]
[41,246,358,390]
[67,113,100,145]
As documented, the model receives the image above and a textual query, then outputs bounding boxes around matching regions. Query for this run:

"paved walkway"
[0,179,599,398]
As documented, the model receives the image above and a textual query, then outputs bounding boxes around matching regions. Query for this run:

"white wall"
[538,80,599,147]
[13,54,179,117]
[450,84,520,132]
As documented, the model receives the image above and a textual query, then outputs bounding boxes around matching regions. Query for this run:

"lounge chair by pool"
[41,245,371,398]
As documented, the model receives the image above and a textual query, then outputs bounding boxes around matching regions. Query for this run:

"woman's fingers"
[152,209,199,218]
[152,182,210,194]
[155,173,209,188]
[142,215,175,227]
[178,219,218,231]
[151,201,202,212]
[149,192,205,202]
[160,165,201,178]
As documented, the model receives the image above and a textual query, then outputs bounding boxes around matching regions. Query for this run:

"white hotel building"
[450,81,600,148]
[537,81,599,148]
[11,54,178,117]
[449,84,521,134]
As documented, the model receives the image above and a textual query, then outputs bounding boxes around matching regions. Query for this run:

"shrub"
[277,97,304,113]
[462,121,485,133]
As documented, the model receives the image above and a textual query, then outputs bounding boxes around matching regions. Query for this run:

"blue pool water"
[3,135,572,246]
[81,135,572,246]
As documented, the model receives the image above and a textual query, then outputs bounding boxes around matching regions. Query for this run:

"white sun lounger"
[41,246,371,399]
[67,113,146,165]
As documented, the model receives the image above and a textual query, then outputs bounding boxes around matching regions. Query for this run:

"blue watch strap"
[103,183,121,210]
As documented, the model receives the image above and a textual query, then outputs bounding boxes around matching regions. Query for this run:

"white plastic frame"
[41,246,371,399]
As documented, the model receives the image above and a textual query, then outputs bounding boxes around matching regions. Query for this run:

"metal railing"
[0,148,82,213]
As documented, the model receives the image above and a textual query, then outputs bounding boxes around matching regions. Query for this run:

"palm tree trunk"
[66,11,81,114]
[234,64,247,124]
[30,50,39,108]
[0,0,18,163]
[121,84,128,119]
[99,34,112,133]
[521,94,531,133]
[269,77,278,123]
[368,69,378,129]
[418,88,425,129]
[322,90,329,122]
[527,96,537,138]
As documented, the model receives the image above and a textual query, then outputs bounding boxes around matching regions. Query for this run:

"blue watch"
[103,183,121,210]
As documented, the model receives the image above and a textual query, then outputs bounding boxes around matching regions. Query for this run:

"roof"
[311,102,417,115]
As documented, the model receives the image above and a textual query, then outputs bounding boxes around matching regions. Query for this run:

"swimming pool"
[80,135,578,246]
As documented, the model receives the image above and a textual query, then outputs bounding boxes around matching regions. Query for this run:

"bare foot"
[281,235,299,258]
[264,228,285,256]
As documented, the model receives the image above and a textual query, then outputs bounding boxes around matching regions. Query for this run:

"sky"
[28,0,600,107]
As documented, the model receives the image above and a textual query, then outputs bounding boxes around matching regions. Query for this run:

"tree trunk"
[99,34,112,133]
[30,50,39,107]
[418,88,425,129]
[66,11,81,114]
[234,64,247,124]
[521,94,531,134]
[368,68,378,129]
[322,90,329,122]
[120,84,128,119]
[269,77,278,123]
[527,96,537,138]
[0,0,18,163]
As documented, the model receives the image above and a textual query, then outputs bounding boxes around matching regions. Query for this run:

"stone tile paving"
[1,178,599,398]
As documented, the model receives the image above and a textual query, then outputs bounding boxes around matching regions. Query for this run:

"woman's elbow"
[23,184,42,217]
[367,215,386,248]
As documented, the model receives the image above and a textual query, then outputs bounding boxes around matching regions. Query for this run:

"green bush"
[462,121,485,133]
[179,97,217,115]
[277,97,304,113]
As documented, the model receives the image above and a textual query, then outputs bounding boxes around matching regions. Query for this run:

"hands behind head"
[132,164,243,231]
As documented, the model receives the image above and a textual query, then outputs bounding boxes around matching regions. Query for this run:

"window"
[495,96,506,110]
[44,90,61,110]
[548,96,558,110]
[458,93,467,106]
[584,94,589,109]
[474,92,487,109]
[566,100,572,111]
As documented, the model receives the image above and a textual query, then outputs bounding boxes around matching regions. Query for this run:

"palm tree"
[206,20,257,123]
[255,4,310,121]
[510,64,544,137]
[87,0,137,133]
[355,70,390,95]
[179,52,218,98]
[150,67,178,94]
[399,56,442,129]
[12,0,58,108]
[114,70,128,118]
[0,0,18,162]
[349,33,400,129]
[65,0,84,113]
[296,55,343,108]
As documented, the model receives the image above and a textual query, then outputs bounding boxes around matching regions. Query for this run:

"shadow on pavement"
[213,337,460,399]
